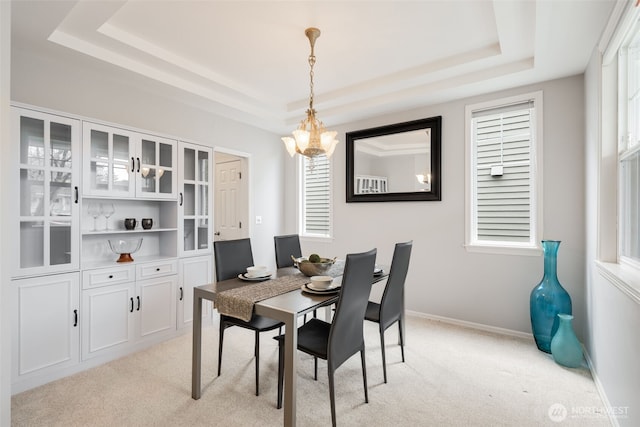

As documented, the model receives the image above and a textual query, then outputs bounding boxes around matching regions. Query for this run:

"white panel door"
[214,159,243,240]
[12,273,80,381]
[82,282,135,360]
[137,276,177,340]
[177,256,212,329]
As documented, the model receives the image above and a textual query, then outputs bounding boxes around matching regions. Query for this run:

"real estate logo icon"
[548,403,568,423]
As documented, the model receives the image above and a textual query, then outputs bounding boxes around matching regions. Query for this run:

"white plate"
[301,284,340,295]
[238,273,272,281]
[307,281,339,291]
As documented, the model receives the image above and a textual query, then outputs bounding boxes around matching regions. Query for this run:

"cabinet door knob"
[74,187,79,204]
[108,275,114,279]
[131,157,135,173]
[73,309,78,327]
[179,287,183,301]
[179,192,183,206]
[137,296,141,311]
[156,268,160,272]
[136,157,141,173]
[130,297,134,313]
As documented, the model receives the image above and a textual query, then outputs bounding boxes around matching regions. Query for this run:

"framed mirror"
[346,116,441,202]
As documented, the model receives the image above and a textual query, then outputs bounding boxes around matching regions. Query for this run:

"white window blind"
[471,99,537,246]
[302,155,331,237]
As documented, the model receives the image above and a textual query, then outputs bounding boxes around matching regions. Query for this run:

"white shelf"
[82,228,178,236]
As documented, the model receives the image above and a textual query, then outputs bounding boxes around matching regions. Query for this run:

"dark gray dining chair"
[274,234,316,322]
[275,248,377,426]
[213,238,284,396]
[274,234,302,268]
[364,241,412,383]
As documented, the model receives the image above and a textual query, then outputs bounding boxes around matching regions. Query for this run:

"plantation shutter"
[303,155,330,236]
[472,101,534,243]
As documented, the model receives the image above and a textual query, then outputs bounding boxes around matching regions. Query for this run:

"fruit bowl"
[297,256,336,277]
[108,238,143,263]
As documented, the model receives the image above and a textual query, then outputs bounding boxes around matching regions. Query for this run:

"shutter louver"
[303,155,330,236]
[473,107,533,243]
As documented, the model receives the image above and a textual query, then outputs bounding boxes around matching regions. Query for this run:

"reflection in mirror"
[354,129,431,194]
[346,116,441,202]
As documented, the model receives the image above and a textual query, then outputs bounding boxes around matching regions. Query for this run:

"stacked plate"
[302,276,340,294]
[238,266,272,281]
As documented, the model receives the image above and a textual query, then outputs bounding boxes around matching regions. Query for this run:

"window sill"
[464,243,541,256]
[595,261,640,304]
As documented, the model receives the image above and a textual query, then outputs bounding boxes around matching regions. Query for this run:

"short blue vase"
[550,314,583,368]
[530,240,572,353]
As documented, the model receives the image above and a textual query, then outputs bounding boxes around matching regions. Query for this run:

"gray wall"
[300,75,587,338]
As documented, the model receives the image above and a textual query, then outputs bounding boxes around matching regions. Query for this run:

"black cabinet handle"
[156,267,160,272]
[74,187,79,204]
[136,296,141,311]
[179,287,183,301]
[108,275,113,279]
[130,297,134,313]
[136,157,141,173]
[131,157,135,172]
[73,309,78,327]
[179,192,183,206]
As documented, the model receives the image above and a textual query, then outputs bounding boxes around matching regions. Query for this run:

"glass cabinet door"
[137,135,176,199]
[13,107,80,276]
[178,143,212,256]
[83,122,134,197]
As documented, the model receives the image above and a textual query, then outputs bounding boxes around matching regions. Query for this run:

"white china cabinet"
[83,122,177,200]
[11,107,81,277]
[178,142,212,256]
[10,104,213,394]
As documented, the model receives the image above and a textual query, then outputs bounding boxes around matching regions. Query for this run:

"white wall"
[584,24,640,427]
[0,1,11,423]
[10,48,286,271]
[301,75,587,337]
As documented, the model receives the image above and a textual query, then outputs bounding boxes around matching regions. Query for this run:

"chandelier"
[282,27,339,160]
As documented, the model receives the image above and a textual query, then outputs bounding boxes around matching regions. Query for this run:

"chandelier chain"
[308,52,315,111]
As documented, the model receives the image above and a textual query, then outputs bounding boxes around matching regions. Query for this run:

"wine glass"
[101,203,115,230]
[87,203,101,231]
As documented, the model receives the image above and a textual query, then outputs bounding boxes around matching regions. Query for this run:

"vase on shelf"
[550,313,583,368]
[530,240,572,353]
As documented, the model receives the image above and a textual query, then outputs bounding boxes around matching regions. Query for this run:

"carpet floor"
[11,316,610,426]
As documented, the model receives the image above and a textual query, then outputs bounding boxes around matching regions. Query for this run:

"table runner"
[215,261,344,322]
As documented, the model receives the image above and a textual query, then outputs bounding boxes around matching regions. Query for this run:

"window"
[465,91,543,254]
[618,22,640,266]
[299,154,332,238]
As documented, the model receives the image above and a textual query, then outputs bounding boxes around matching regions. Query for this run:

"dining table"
[191,263,389,427]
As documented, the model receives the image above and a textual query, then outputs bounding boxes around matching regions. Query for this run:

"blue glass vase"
[550,314,583,368]
[530,240,572,353]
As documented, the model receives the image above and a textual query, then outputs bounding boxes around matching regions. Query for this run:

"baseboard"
[583,350,619,427]
[406,310,534,340]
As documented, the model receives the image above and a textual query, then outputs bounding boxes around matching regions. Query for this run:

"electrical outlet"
[255,216,262,224]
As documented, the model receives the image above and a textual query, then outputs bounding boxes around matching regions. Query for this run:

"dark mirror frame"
[346,116,442,202]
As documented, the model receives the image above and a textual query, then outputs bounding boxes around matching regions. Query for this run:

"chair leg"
[398,318,405,363]
[379,325,387,383]
[328,367,337,427]
[255,331,260,396]
[217,321,225,376]
[314,356,318,380]
[360,348,369,403]
[276,340,284,409]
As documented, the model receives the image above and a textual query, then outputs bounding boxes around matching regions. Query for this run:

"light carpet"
[11,316,610,426]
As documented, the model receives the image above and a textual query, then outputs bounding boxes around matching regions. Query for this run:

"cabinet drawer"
[136,260,177,279]
[83,266,135,289]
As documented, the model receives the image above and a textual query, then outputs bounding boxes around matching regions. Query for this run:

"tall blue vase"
[550,314,583,368]
[530,240,572,353]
